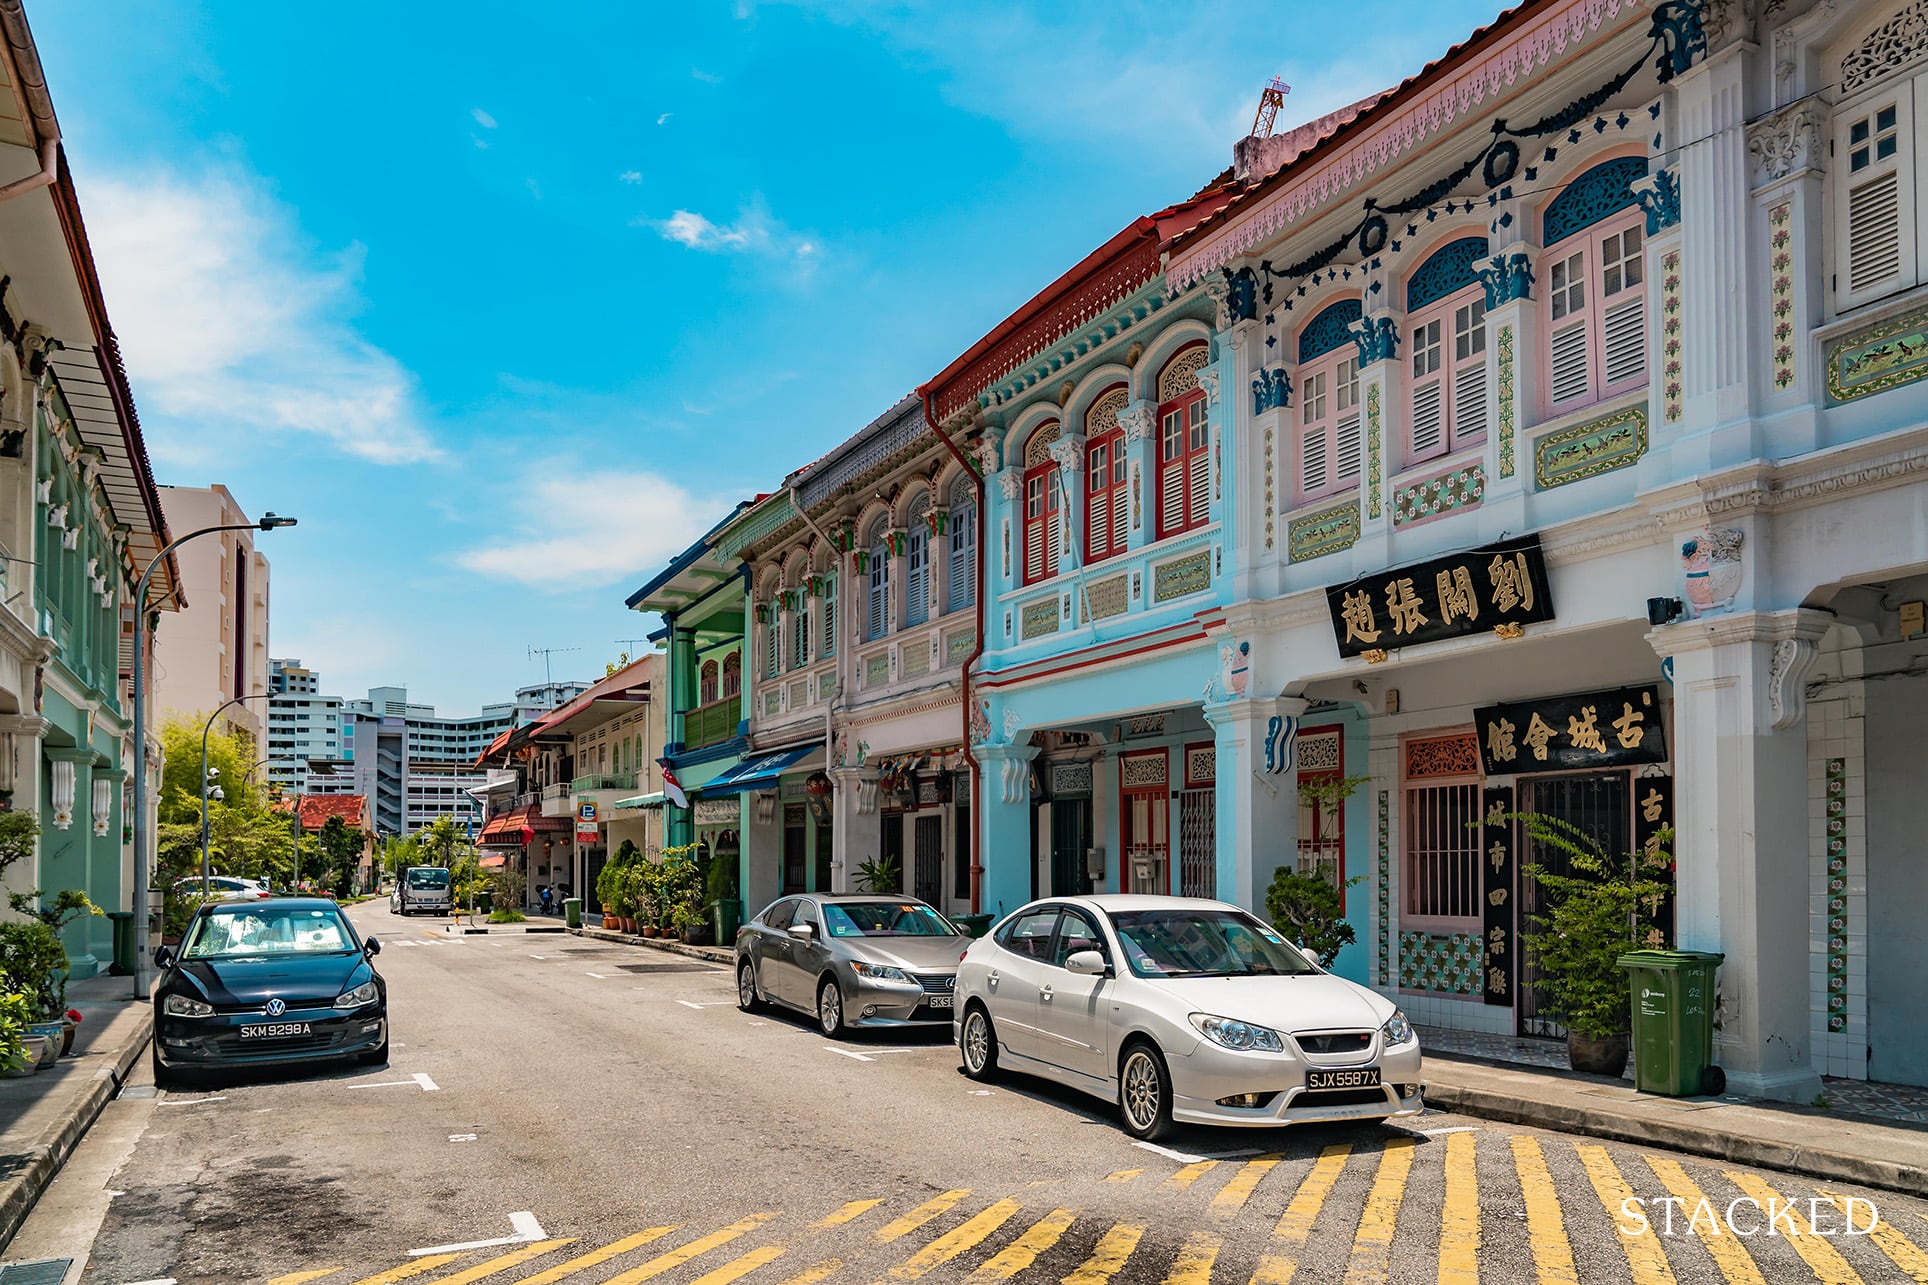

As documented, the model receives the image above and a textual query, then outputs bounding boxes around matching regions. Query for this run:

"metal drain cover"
[0,1259,74,1285]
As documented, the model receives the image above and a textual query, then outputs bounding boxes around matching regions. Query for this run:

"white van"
[391,865,453,916]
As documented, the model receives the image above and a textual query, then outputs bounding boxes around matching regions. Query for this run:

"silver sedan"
[735,894,967,1038]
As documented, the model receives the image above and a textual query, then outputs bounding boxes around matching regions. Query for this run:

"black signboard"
[1474,684,1667,776]
[1634,775,1676,948]
[1325,536,1556,659]
[1481,786,1515,1007]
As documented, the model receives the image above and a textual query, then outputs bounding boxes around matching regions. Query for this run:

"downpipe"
[922,393,987,914]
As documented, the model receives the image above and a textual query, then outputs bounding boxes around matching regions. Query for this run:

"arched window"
[1541,156,1648,414]
[722,651,741,698]
[905,493,931,628]
[1084,385,1129,562]
[947,476,976,614]
[820,572,838,657]
[1021,423,1062,585]
[866,518,891,641]
[1295,299,1363,501]
[699,659,719,705]
[1155,347,1209,539]
[1405,237,1490,466]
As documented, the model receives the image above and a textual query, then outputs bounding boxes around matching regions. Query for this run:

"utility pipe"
[786,484,846,874]
[0,136,57,205]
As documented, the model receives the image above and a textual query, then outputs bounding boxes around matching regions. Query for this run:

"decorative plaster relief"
[1747,101,1827,188]
[1289,499,1361,563]
[1769,636,1818,729]
[1498,324,1517,476]
[1366,384,1383,519]
[1629,166,1681,235]
[1152,550,1212,603]
[49,758,73,830]
[1662,250,1684,420]
[1769,204,1796,391]
[1680,527,1744,616]
[1086,574,1129,621]
[1534,405,1648,488]
[1825,305,1928,405]
[1020,598,1060,640]
[1393,463,1486,526]
[1118,403,1156,442]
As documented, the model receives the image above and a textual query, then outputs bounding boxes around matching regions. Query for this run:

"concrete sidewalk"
[1424,1052,1928,1196]
[0,974,151,1251]
[576,923,732,964]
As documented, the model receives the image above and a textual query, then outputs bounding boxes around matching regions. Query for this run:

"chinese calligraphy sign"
[1633,775,1676,949]
[1475,685,1667,775]
[1482,785,1515,1007]
[1325,536,1555,659]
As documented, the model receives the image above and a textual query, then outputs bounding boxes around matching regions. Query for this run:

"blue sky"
[34,0,1501,714]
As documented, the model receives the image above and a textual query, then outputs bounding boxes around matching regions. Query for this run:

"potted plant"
[1,986,34,1077]
[1264,866,1363,967]
[1514,811,1676,1077]
[855,854,901,894]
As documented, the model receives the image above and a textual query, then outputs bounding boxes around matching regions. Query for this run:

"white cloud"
[471,107,498,129]
[619,170,643,184]
[657,112,674,125]
[650,200,817,267]
[656,209,756,251]
[456,470,732,589]
[85,167,439,465]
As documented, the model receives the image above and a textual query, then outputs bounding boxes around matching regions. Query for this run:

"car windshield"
[407,868,450,888]
[1106,909,1317,979]
[183,906,355,959]
[822,902,958,938]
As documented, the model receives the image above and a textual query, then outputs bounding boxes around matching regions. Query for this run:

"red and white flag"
[660,761,689,810]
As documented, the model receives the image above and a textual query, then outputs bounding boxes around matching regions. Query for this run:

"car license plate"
[239,1022,311,1040]
[1305,1067,1380,1091]
[926,995,953,1009]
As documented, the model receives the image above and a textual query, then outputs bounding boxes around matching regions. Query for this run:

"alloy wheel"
[737,964,759,1010]
[818,983,843,1036]
[963,1012,990,1072]
[1122,1049,1163,1132]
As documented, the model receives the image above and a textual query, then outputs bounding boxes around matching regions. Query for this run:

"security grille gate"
[913,815,944,906]
[783,804,807,895]
[1178,788,1216,899]
[1051,798,1092,896]
[1518,771,1631,1039]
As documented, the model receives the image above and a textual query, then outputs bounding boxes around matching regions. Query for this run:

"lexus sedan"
[954,895,1423,1140]
[152,897,388,1087]
[736,894,963,1037]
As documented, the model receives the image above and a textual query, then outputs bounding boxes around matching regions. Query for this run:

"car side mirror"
[364,937,381,957]
[153,944,175,970]
[788,922,815,939]
[1065,949,1110,977]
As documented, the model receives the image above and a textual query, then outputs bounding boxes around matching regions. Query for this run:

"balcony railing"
[571,772,634,792]
[683,699,739,751]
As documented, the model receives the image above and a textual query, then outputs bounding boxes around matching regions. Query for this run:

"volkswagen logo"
[265,998,286,1018]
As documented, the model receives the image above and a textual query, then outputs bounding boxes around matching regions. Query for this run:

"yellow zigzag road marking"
[1250,1142,1351,1285]
[1341,1138,1413,1285]
[347,1255,461,1285]
[969,1208,1077,1281]
[1164,1231,1221,1285]
[890,1198,1023,1280]
[1210,1156,1281,1216]
[775,1260,845,1285]
[1103,1170,1142,1184]
[689,1245,790,1285]
[1437,1131,1480,1285]
[1162,1161,1220,1192]
[433,1241,577,1285]
[816,1201,886,1229]
[603,1215,780,1285]
[875,1191,970,1243]
[1644,1156,1765,1285]
[1062,1222,1146,1285]
[1817,1186,1928,1283]
[267,1272,343,1285]
[511,1226,680,1284]
[1512,1136,1579,1285]
[1723,1171,1864,1285]
[1575,1146,1675,1285]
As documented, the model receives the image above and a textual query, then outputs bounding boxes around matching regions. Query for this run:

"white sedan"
[954,894,1423,1140]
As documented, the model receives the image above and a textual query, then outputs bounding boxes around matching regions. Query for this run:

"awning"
[478,854,508,869]
[614,792,667,811]
[700,745,822,798]
[475,804,570,847]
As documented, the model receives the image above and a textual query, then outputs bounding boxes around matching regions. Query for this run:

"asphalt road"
[10,900,1928,1285]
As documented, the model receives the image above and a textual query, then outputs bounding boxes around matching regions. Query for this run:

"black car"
[152,897,388,1086]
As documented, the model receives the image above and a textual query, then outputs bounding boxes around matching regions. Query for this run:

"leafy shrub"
[0,919,69,1020]
[1264,868,1361,966]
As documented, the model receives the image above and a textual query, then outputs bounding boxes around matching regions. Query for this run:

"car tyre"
[816,977,847,1040]
[737,961,764,1013]
[358,1031,390,1067]
[960,1003,1000,1082]
[1119,1040,1175,1141]
[151,1044,180,1092]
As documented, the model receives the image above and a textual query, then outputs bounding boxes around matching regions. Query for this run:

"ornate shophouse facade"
[719,396,979,915]
[1152,0,1928,1099]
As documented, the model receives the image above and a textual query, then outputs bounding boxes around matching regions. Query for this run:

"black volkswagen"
[152,897,387,1086]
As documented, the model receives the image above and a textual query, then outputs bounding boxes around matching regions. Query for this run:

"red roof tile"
[280,795,371,829]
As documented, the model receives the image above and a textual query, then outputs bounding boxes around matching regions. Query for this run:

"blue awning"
[700,745,822,797]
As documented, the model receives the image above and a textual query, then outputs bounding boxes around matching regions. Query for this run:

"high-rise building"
[266,659,342,795]
[314,686,518,836]
[151,484,273,744]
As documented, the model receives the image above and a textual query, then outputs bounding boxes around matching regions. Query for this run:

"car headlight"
[1189,1013,1286,1052]
[1381,1010,1416,1046]
[334,981,380,1009]
[163,994,213,1018]
[851,963,911,983]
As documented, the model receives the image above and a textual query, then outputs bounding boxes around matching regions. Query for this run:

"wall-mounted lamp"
[1646,597,1685,627]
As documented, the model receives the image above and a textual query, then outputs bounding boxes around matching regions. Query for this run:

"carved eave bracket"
[1746,99,1828,190]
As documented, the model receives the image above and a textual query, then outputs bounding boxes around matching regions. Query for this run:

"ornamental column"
[1048,434,1085,582]
[974,739,1038,918]
[1117,400,1158,555]
[1204,695,1309,914]
[828,762,877,895]
[1648,607,1830,1103]
[1348,287,1401,563]
[1474,226,1539,529]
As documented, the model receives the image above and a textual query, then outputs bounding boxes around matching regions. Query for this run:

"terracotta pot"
[1568,1031,1630,1078]
[641,924,658,938]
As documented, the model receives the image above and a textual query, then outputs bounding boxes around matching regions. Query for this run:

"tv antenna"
[527,644,581,688]
[614,638,652,659]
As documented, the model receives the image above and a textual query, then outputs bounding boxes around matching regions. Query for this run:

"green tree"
[416,816,472,868]
[155,715,294,923]
[314,817,365,897]
[1265,868,1362,965]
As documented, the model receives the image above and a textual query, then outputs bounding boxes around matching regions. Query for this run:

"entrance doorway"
[1051,797,1093,896]
[782,804,807,895]
[882,814,905,894]
[814,816,832,893]
[1518,771,1631,1039]
[912,814,944,905]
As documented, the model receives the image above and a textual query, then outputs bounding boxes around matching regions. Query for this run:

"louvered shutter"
[1110,476,1127,552]
[1045,494,1061,577]
[1335,412,1362,482]
[1302,424,1328,493]
[1837,84,1919,309]
[1411,380,1444,456]
[948,504,974,610]
[868,547,888,639]
[906,528,929,627]
[1453,363,1488,443]
[1549,321,1590,405]
[1089,487,1110,560]
[822,577,837,656]
[1602,296,1646,386]
[1159,457,1184,536]
[1188,447,1209,527]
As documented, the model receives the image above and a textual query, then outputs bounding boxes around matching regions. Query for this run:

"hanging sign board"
[1474,684,1667,775]
[1325,536,1555,658]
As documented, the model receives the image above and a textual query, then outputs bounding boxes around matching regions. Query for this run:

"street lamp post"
[199,693,271,896]
[130,512,296,1000]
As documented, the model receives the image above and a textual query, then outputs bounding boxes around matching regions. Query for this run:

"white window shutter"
[1603,296,1647,386]
[1453,363,1488,442]
[1411,380,1444,456]
[1110,482,1126,552]
[1160,459,1183,534]
[1550,321,1590,405]
[1090,489,1110,557]
[1837,84,1917,310]
[1335,412,1362,482]
[1302,424,1328,493]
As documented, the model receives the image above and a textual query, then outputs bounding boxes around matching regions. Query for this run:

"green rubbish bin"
[1619,949,1725,1097]
[564,897,583,929]
[954,913,994,939]
[107,911,137,976]
[474,891,493,915]
[710,898,742,944]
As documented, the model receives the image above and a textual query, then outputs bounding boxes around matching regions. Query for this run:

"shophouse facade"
[1153,0,1928,1099]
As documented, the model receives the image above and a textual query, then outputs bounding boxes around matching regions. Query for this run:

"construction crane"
[1252,76,1292,139]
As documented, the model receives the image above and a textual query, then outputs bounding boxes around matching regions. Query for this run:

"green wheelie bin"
[1618,949,1725,1096]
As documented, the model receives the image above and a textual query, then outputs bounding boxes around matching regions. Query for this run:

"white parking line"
[155,1095,226,1107]
[675,1000,734,1009]
[1130,1141,1265,1163]
[347,1072,439,1092]
[823,1046,925,1063]
[585,972,608,978]
[411,1211,548,1256]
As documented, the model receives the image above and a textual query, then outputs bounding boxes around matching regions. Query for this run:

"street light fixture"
[199,692,271,897]
[130,511,297,1000]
